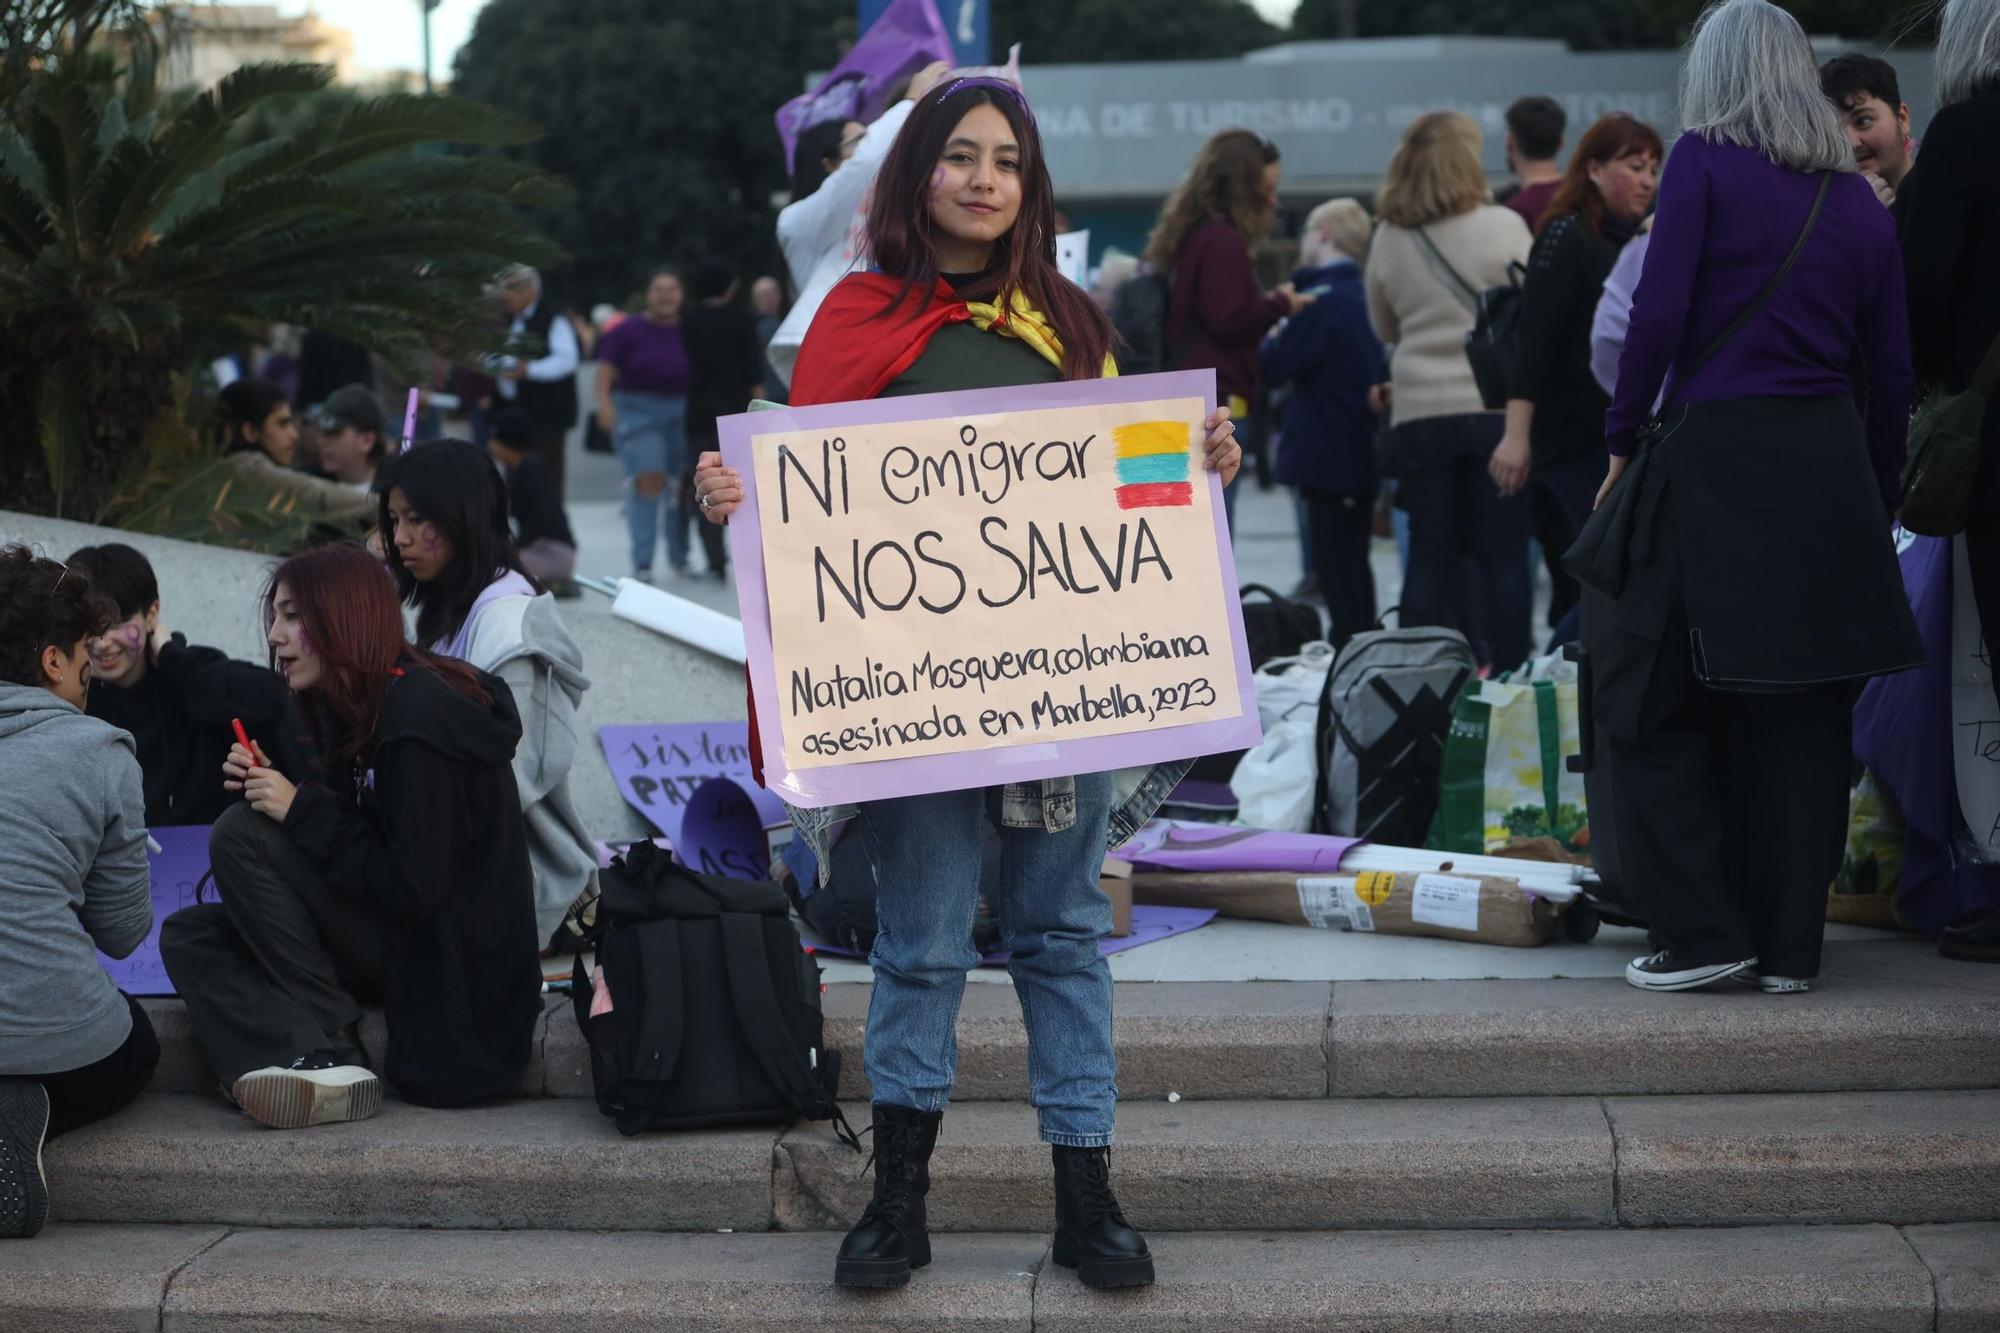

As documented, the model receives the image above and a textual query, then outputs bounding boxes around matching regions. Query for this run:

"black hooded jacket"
[87,634,299,827]
[281,662,542,1106]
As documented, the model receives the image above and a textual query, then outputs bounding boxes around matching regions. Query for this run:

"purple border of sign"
[719,369,1261,809]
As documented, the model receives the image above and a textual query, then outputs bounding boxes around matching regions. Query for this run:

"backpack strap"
[717,913,861,1150]
[622,918,687,1086]
[1973,329,2000,398]
[1413,227,1483,314]
[1659,171,1831,419]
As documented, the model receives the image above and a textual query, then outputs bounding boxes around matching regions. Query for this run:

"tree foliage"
[452,0,855,308]
[1292,0,1925,49]
[990,0,1283,63]
[0,28,565,520]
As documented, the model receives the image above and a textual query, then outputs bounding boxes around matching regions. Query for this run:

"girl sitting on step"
[161,543,542,1129]
[0,546,159,1239]
[375,439,599,954]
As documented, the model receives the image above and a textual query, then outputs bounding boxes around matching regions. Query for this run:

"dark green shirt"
[879,318,1063,398]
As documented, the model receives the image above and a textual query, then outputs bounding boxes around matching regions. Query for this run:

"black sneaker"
[231,1050,381,1130]
[1625,951,1756,992]
[0,1078,51,1239]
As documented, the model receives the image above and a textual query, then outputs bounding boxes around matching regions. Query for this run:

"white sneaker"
[1741,972,1813,994]
[231,1053,381,1130]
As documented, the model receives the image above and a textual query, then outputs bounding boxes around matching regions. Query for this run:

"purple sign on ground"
[98,824,213,998]
[598,722,758,848]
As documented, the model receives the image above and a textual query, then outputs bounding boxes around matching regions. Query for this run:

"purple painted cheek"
[122,625,143,649]
[296,628,313,658]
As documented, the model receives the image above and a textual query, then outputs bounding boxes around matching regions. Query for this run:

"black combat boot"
[834,1104,942,1288]
[1050,1144,1154,1289]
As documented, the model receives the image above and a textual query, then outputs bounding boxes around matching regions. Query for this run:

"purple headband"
[928,75,1028,109]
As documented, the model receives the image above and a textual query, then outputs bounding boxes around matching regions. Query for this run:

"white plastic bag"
[1232,643,1336,832]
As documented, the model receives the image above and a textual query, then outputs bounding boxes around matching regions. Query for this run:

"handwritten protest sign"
[98,824,212,997]
[722,369,1260,808]
[598,722,794,878]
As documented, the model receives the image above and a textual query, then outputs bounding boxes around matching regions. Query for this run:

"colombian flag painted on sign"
[1112,421,1193,510]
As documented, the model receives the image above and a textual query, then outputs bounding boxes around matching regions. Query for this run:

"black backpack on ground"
[1186,583,1325,788]
[792,827,1004,959]
[1312,618,1478,845]
[573,840,854,1143]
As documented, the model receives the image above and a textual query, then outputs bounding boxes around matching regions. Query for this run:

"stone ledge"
[44,1094,778,1232]
[777,1096,1613,1232]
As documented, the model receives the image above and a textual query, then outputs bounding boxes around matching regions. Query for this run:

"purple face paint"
[295,627,313,658]
[122,624,143,650]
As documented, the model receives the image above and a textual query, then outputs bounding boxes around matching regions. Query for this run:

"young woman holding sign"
[694,77,1242,1292]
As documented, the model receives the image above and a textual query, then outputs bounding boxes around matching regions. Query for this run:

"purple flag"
[1854,535,2000,932]
[776,0,954,168]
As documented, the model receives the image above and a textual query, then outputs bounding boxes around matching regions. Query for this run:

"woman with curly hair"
[0,546,158,1238]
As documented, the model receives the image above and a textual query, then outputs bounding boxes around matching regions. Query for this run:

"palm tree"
[0,24,565,523]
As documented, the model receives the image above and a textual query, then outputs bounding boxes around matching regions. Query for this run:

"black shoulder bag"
[1563,171,1831,599]
[1414,226,1526,411]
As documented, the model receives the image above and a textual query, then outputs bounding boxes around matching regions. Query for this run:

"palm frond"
[102,62,330,256]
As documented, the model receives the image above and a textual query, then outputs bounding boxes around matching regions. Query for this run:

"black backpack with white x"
[573,840,853,1143]
[1312,623,1478,845]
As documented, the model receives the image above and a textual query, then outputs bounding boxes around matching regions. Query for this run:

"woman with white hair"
[1262,199,1389,643]
[1594,0,1921,994]
[1897,0,2000,962]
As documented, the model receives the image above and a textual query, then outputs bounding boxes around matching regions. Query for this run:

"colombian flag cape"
[788,272,1117,407]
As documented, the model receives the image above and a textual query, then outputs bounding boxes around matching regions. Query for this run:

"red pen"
[231,717,270,768]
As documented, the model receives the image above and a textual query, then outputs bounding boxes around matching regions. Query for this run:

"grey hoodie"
[0,682,153,1075]
[456,591,599,946]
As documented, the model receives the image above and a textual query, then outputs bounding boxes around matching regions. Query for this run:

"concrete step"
[43,1089,2000,1234]
[6,1222,1997,1331]
[780,1091,2000,1233]
[141,940,2000,1104]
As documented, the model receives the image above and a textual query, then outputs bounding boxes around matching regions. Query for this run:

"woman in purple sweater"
[1594,0,1921,996]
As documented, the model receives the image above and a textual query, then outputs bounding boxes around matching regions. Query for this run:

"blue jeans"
[858,772,1117,1147]
[611,390,687,573]
[1393,412,1532,672]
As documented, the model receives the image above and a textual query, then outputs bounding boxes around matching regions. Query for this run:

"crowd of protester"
[5,1,2000,1305]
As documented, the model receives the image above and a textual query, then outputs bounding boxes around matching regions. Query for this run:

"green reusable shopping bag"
[1427,659,1587,856]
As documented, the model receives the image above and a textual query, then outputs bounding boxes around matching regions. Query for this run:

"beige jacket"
[219,449,378,523]
[1365,205,1532,426]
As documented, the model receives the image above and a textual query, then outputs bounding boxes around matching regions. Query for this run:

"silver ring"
[698,491,713,512]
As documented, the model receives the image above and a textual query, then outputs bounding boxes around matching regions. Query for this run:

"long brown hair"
[265,543,489,763]
[866,80,1113,381]
[1537,113,1664,237]
[1144,129,1279,269]
[1375,112,1489,228]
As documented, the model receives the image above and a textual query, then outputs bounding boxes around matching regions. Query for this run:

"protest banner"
[721,369,1261,809]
